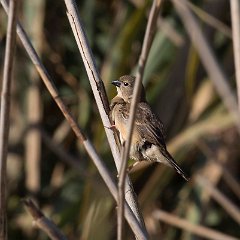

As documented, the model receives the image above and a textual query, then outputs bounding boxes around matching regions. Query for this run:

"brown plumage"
[110,75,189,181]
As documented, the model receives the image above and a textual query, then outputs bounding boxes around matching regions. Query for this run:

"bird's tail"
[162,149,189,181]
[169,157,189,181]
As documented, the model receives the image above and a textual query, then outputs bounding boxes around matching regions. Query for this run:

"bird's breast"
[112,104,128,143]
[112,104,141,145]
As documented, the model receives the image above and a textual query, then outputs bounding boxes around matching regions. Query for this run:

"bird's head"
[112,75,145,103]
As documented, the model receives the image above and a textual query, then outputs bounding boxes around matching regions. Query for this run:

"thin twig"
[172,0,240,133]
[230,0,240,111]
[40,128,104,188]
[118,0,162,239]
[23,199,67,240]
[63,0,147,235]
[84,140,147,240]
[0,1,147,239]
[117,147,125,240]
[64,0,119,160]
[0,1,18,239]
[40,129,88,177]
[153,209,238,240]
[196,175,240,225]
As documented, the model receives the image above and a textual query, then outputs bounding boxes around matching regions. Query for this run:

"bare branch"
[0,1,148,239]
[63,0,147,235]
[23,199,67,240]
[153,209,238,240]
[64,0,119,159]
[172,0,240,133]
[118,0,163,238]
[230,0,240,111]
[0,0,18,239]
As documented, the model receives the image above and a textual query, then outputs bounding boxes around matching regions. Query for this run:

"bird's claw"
[104,124,116,130]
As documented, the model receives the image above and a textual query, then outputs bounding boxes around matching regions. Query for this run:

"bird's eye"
[123,82,129,86]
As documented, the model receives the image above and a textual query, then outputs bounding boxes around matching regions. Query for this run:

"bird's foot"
[104,124,116,130]
[126,162,140,173]
[116,162,139,178]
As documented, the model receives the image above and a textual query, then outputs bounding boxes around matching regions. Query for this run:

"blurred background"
[0,0,240,239]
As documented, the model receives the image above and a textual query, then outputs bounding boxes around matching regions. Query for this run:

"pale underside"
[111,102,171,166]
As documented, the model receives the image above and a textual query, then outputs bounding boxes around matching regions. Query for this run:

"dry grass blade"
[0,1,147,239]
[196,175,240,225]
[118,0,163,238]
[23,199,67,240]
[153,209,238,240]
[172,0,240,133]
[157,16,185,46]
[222,169,240,200]
[139,109,234,205]
[197,140,240,201]
[187,1,232,38]
[230,0,240,111]
[24,0,44,194]
[0,0,18,239]
[63,0,147,233]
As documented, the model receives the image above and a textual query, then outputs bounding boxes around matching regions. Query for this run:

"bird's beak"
[112,80,121,87]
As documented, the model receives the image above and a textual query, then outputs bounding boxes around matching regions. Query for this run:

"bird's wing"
[135,102,166,147]
[135,103,189,181]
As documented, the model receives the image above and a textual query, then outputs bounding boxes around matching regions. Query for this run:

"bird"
[110,75,189,181]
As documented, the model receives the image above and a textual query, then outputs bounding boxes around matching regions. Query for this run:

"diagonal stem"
[153,209,238,240]
[230,0,240,111]
[172,0,240,133]
[0,1,18,239]
[118,0,163,239]
[23,199,67,240]
[63,0,148,236]
[196,175,240,225]
[0,1,147,239]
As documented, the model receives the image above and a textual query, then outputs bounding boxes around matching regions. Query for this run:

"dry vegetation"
[0,0,240,239]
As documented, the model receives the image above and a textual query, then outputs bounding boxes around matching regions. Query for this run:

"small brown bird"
[110,75,189,181]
